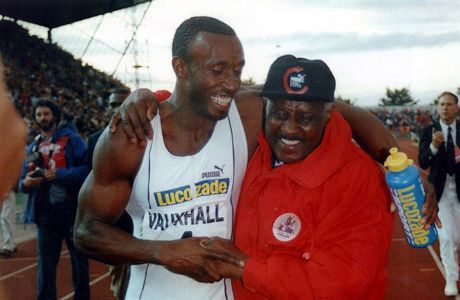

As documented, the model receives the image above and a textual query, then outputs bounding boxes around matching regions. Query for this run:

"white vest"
[125,102,247,300]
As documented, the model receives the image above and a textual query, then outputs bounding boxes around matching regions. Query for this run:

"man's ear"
[172,56,188,79]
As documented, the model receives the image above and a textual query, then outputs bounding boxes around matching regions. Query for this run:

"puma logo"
[214,164,225,174]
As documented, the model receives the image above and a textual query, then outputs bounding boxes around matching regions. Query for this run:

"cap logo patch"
[272,213,301,242]
[283,66,308,95]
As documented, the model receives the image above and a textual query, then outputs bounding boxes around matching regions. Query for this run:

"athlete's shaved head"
[172,16,236,62]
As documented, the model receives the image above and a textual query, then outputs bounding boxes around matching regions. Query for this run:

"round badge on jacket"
[272,213,301,242]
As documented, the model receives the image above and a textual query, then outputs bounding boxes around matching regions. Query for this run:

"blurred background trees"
[379,87,418,106]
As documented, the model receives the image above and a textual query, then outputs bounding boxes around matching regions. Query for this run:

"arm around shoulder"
[335,100,397,164]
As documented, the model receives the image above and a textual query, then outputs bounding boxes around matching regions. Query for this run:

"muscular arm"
[74,127,156,264]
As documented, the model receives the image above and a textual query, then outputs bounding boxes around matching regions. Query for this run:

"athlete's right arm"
[74,126,148,264]
[74,125,240,283]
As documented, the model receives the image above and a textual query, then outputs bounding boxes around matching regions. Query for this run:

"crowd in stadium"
[0,20,127,140]
[370,107,434,142]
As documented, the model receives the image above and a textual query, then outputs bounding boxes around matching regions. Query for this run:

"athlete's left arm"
[335,100,396,164]
[331,101,440,228]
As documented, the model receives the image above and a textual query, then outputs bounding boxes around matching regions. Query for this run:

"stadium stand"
[0,19,128,139]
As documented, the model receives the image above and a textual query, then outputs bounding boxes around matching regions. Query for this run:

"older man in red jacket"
[206,55,394,300]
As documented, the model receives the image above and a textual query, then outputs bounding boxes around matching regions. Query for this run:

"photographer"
[19,99,90,300]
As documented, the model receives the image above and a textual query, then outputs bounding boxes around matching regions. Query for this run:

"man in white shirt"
[419,91,460,296]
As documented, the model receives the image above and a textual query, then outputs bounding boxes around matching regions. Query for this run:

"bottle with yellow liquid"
[384,147,438,248]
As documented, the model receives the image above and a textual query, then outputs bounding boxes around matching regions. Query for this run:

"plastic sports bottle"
[384,147,437,248]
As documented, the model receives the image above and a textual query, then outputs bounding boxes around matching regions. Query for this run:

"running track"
[0,138,459,299]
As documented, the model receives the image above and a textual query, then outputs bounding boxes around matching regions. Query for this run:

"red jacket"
[233,111,394,300]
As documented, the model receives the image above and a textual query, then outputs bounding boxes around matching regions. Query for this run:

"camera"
[30,168,45,178]
[27,152,45,178]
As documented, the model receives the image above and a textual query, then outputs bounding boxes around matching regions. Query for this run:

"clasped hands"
[162,236,247,284]
[200,236,247,278]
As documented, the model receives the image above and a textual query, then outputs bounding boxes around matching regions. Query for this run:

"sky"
[20,0,460,107]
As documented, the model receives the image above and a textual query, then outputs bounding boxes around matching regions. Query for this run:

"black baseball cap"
[261,55,335,102]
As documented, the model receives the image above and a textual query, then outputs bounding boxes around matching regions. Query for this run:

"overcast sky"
[23,0,460,106]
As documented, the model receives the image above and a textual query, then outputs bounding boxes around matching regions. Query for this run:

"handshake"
[163,236,247,283]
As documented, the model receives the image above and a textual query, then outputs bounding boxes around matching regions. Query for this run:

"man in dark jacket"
[419,91,460,296]
[19,99,90,300]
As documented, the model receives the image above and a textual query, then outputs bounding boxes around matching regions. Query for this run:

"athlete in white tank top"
[125,101,247,300]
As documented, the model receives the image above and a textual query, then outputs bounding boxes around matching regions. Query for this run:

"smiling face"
[264,98,334,163]
[184,31,245,121]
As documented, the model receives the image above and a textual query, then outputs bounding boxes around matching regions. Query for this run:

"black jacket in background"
[419,121,460,203]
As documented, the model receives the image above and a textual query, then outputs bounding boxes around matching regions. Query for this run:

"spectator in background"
[419,91,460,297]
[19,100,90,300]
